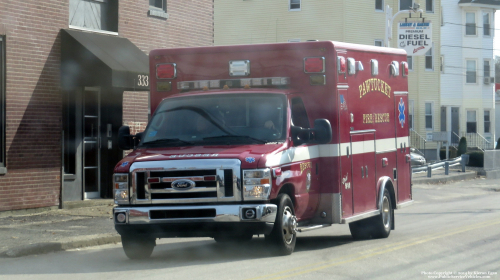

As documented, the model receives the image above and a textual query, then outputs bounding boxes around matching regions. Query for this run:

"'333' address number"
[137,75,149,87]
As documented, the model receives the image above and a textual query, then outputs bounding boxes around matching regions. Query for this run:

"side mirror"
[291,119,332,146]
[118,126,134,150]
[313,119,332,144]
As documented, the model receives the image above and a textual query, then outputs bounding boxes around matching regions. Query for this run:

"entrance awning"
[61,29,149,90]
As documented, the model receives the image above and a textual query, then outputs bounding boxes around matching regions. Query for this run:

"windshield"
[141,93,287,146]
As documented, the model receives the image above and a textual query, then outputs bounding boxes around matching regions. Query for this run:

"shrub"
[496,137,500,149]
[457,137,467,157]
[466,151,484,167]
[439,148,457,160]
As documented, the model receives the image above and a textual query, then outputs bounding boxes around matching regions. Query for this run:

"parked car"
[410,149,426,166]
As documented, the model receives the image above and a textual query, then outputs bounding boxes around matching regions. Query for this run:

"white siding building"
[441,0,499,150]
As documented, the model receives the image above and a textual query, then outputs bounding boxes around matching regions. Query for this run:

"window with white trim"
[69,0,118,32]
[407,56,413,71]
[149,0,168,18]
[484,59,491,79]
[466,110,477,133]
[426,0,433,13]
[0,36,5,173]
[483,13,491,36]
[466,60,477,84]
[425,102,433,130]
[374,39,383,47]
[289,0,301,11]
[484,110,491,133]
[399,0,413,11]
[466,12,476,35]
[425,47,433,70]
[440,56,444,73]
[376,0,384,11]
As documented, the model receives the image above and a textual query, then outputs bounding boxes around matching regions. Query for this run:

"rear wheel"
[268,194,297,255]
[121,236,155,259]
[349,189,393,239]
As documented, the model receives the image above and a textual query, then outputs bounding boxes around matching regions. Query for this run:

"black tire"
[371,189,393,238]
[214,234,253,243]
[348,189,393,240]
[268,194,297,255]
[121,236,156,259]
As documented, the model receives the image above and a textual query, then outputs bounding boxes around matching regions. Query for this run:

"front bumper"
[113,204,277,238]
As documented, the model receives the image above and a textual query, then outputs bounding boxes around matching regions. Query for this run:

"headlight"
[243,169,271,201]
[113,173,129,204]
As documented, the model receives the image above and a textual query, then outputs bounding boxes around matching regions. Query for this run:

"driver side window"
[291,98,310,128]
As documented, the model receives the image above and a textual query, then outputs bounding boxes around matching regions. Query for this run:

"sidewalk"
[0,170,480,258]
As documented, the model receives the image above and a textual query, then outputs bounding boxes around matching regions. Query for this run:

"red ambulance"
[113,41,413,259]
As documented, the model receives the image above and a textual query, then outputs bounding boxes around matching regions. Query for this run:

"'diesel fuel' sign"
[398,22,432,56]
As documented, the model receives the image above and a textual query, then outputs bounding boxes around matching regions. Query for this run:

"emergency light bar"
[177,77,290,91]
[401,61,409,77]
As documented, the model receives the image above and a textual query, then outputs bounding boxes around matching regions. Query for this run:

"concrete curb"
[2,235,121,258]
[412,172,477,185]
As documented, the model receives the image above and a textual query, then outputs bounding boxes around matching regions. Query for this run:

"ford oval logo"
[171,179,196,191]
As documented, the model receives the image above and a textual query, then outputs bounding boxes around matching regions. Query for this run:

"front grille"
[130,159,241,204]
[150,209,216,219]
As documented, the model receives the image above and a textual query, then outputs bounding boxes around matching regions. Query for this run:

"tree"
[457,137,467,157]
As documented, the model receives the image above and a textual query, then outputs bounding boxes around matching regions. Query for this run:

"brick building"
[0,0,213,211]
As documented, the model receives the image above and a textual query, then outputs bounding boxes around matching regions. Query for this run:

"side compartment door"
[351,131,376,214]
[394,94,411,203]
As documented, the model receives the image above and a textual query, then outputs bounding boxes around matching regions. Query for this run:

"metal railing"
[410,129,426,157]
[412,156,467,177]
[452,132,493,151]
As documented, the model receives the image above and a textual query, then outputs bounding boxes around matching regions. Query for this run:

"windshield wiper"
[142,138,194,146]
[202,135,267,144]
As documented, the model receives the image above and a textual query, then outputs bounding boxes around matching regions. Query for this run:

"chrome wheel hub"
[382,196,390,229]
[282,206,297,244]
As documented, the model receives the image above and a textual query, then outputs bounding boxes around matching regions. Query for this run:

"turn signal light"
[338,56,346,74]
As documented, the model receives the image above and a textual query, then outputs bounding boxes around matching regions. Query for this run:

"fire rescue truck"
[113,41,413,259]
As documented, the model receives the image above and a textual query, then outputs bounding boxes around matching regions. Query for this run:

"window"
[425,102,433,130]
[440,56,444,73]
[291,98,310,128]
[466,12,476,35]
[0,36,5,174]
[466,60,476,83]
[426,0,433,13]
[483,13,490,36]
[425,47,433,70]
[407,56,413,71]
[150,0,165,11]
[484,60,490,79]
[376,0,384,11]
[466,110,477,133]
[69,0,118,32]
[374,40,383,47]
[400,0,413,11]
[409,100,414,130]
[149,0,168,18]
[484,111,491,133]
[289,0,301,11]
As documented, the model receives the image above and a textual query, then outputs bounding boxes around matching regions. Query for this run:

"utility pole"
[385,3,424,47]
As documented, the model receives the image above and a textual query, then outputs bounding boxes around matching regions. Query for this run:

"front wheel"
[268,194,297,255]
[121,236,156,259]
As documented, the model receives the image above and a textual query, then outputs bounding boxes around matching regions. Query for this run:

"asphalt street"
[0,177,499,280]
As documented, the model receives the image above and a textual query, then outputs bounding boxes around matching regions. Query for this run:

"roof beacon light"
[156,63,176,79]
[337,56,346,74]
[304,57,325,73]
[401,61,409,77]
[390,61,400,76]
[229,60,250,76]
